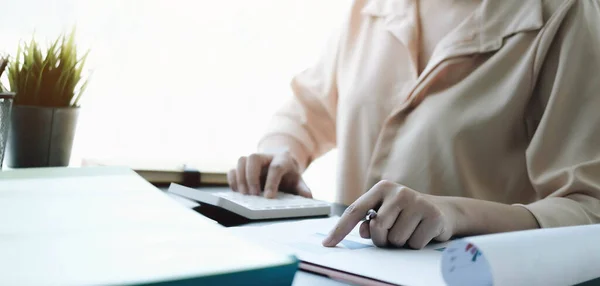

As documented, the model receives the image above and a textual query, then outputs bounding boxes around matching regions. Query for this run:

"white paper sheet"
[441,224,600,286]
[229,216,449,286]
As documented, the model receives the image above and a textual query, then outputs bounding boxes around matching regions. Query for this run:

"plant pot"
[4,105,80,168]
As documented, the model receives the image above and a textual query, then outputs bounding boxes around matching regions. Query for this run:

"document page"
[229,217,449,286]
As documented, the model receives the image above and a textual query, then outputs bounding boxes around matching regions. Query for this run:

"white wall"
[0,0,349,202]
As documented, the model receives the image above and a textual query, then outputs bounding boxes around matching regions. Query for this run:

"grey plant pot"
[4,105,80,168]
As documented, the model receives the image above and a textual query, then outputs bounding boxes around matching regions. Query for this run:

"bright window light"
[0,0,350,202]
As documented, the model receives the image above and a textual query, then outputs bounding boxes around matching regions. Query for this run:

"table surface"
[160,185,353,286]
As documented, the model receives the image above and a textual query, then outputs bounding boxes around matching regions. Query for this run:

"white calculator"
[167,183,331,220]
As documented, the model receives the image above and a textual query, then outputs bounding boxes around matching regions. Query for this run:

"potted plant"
[4,30,89,168]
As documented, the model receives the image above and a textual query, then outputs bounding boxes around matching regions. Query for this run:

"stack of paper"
[0,167,297,285]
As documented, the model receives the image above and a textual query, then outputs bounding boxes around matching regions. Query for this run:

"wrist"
[427,195,465,239]
[445,197,470,236]
[438,196,541,237]
[435,196,467,238]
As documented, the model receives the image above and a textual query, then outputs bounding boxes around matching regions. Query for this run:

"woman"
[227,0,600,249]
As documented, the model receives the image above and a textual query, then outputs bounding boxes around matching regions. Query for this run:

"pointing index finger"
[322,192,381,247]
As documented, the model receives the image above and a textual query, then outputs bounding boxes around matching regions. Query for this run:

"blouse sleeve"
[519,0,600,227]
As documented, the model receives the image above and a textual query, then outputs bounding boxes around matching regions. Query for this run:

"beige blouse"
[258,0,600,228]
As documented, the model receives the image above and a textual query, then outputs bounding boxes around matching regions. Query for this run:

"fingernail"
[322,236,333,246]
[266,189,277,198]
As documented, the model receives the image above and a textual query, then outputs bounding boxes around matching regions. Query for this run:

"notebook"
[81,157,228,186]
[0,166,298,285]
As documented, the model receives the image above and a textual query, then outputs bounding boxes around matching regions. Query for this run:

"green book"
[0,167,298,285]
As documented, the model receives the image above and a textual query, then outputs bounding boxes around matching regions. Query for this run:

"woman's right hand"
[227,151,312,199]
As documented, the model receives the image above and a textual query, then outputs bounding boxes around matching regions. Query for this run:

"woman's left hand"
[322,180,458,249]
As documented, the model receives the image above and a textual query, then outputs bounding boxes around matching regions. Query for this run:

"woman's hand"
[227,150,312,199]
[322,180,458,249]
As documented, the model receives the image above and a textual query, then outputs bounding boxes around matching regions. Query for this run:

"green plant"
[7,29,89,107]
